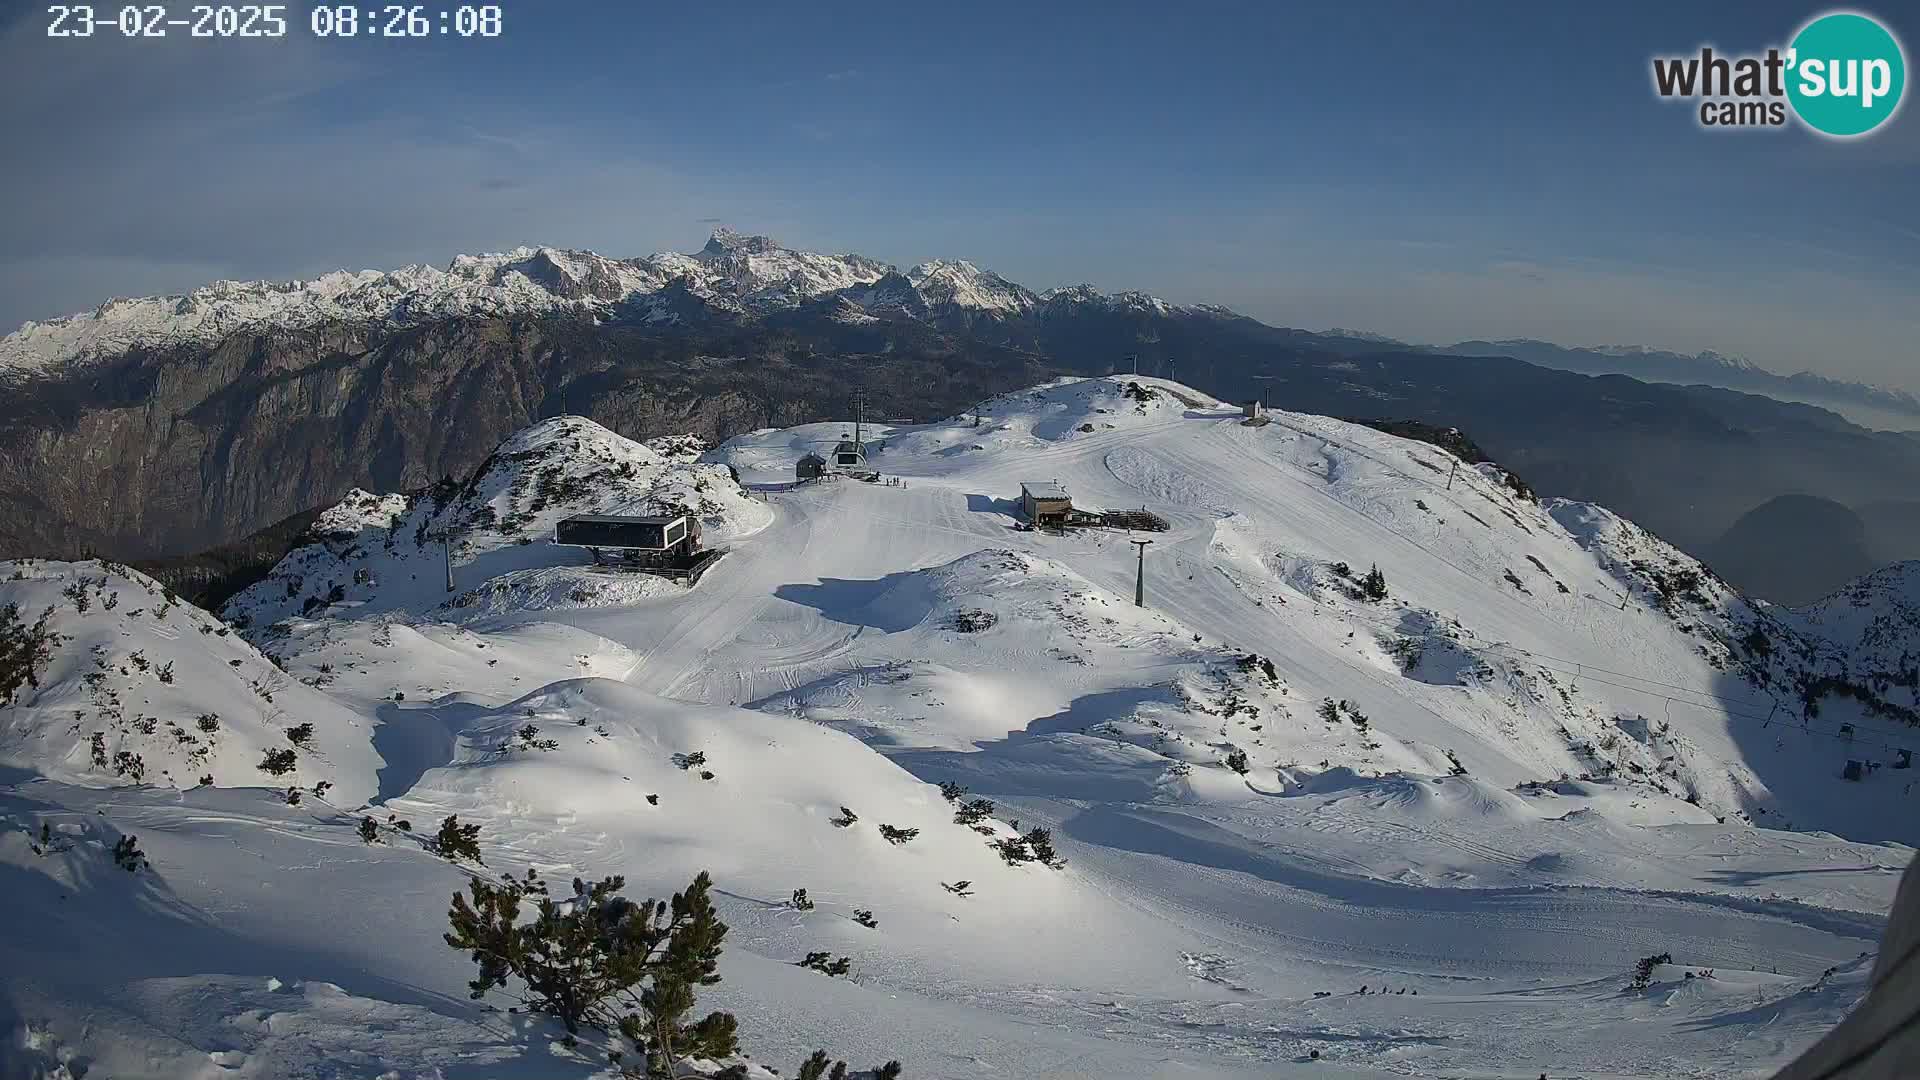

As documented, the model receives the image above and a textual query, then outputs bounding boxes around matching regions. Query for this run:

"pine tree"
[1022,827,1065,870]
[828,806,858,828]
[431,767,895,1078]
[112,834,145,871]
[1225,749,1249,774]
[0,603,60,706]
[952,797,994,826]
[434,814,483,864]
[1630,951,1672,990]
[1361,564,1388,602]
[358,816,381,844]
[798,952,852,977]
[447,869,746,1075]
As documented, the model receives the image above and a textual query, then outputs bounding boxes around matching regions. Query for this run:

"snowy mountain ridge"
[3,375,1916,1079]
[0,230,1212,373]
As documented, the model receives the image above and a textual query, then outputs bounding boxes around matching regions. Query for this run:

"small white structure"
[1243,400,1264,418]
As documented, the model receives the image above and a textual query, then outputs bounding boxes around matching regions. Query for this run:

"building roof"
[559,513,685,526]
[798,452,827,464]
[1021,481,1070,500]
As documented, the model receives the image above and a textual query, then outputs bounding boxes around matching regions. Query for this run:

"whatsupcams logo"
[1651,10,1906,137]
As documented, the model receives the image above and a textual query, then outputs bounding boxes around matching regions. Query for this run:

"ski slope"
[4,376,1915,1079]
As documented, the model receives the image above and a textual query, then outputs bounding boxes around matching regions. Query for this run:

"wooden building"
[1019,481,1073,527]
[796,452,828,482]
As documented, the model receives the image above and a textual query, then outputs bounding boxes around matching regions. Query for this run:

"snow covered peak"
[700,227,783,257]
[1038,283,1104,305]
[221,414,769,630]
[1785,560,1920,674]
[1033,283,1193,317]
[490,414,656,460]
[1697,349,1763,373]
[685,232,892,308]
[0,236,1223,374]
[0,248,657,373]
[905,259,1037,314]
[1591,344,1765,374]
[843,271,927,315]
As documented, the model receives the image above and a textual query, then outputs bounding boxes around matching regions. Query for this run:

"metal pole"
[1251,374,1274,413]
[1131,538,1153,607]
[1445,460,1458,490]
[444,536,455,592]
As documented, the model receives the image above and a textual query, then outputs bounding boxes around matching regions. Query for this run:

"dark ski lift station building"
[554,513,697,558]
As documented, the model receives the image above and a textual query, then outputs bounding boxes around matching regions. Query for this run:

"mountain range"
[2,229,1916,608]
[0,228,1213,374]
[1424,339,1920,433]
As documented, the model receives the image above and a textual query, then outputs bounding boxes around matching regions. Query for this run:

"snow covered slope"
[2,375,1915,1079]
[222,415,770,630]
[0,560,383,804]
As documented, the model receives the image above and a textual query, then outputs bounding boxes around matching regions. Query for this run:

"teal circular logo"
[1787,11,1907,137]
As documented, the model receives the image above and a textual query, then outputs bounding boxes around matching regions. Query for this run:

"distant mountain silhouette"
[1426,338,1920,432]
[1703,494,1878,606]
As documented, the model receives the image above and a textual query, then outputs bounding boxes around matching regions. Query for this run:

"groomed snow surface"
[4,376,1916,1079]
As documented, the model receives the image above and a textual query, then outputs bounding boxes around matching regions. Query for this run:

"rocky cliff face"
[0,314,1056,557]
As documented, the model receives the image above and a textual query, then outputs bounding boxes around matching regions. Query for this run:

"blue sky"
[1,1,1915,388]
